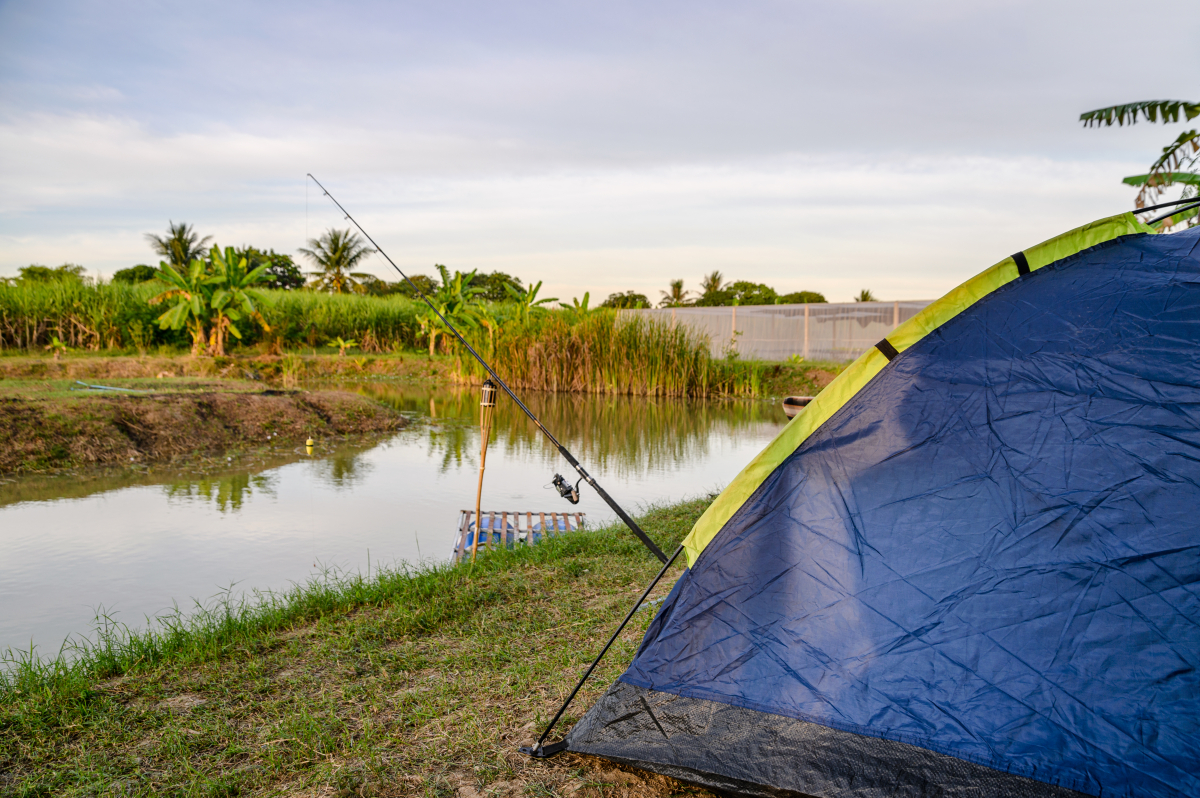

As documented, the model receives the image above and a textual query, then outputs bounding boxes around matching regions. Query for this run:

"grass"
[0,499,717,797]
[0,281,426,354]
[1,281,825,398]
[0,377,265,400]
[0,352,460,391]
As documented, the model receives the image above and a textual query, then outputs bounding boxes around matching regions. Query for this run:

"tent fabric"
[565,221,1200,798]
[682,212,1154,566]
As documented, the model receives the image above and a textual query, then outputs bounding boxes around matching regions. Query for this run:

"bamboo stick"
[470,382,497,563]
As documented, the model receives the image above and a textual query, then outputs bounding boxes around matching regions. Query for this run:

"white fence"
[622,301,932,362]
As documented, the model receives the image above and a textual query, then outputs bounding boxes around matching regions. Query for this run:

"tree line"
[600,274,883,309]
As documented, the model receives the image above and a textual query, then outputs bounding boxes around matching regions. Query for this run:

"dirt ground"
[0,389,406,473]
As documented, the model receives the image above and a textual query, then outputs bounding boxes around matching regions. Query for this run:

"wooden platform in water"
[452,509,586,561]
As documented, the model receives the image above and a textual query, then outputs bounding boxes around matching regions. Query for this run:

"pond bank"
[0,389,408,474]
[0,351,459,384]
[0,499,716,798]
[0,351,838,476]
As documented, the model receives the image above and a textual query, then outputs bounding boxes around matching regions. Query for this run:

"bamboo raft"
[452,510,587,562]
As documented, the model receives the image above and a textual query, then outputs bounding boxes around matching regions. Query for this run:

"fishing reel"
[551,473,583,504]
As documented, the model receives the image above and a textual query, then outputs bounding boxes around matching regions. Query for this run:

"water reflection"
[0,446,373,512]
[309,451,372,489]
[350,382,783,478]
[165,472,277,512]
[1,381,786,654]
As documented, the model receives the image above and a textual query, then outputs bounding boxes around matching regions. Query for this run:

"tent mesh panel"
[566,682,1093,798]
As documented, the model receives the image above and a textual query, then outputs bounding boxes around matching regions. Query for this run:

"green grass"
[0,377,266,400]
[1,279,836,398]
[0,499,716,797]
[0,281,426,354]
[0,279,830,398]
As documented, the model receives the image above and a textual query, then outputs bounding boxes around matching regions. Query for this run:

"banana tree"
[149,258,215,355]
[474,303,502,357]
[207,246,273,356]
[1082,100,1199,228]
[328,336,358,357]
[504,279,558,324]
[418,265,484,355]
[558,291,596,316]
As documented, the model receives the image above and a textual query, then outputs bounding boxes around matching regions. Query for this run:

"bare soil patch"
[0,389,406,473]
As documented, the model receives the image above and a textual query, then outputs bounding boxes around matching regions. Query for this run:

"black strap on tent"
[307,174,668,564]
[1012,251,1031,276]
[875,339,899,361]
[521,543,685,758]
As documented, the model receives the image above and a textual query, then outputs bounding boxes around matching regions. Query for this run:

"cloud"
[0,109,1144,301]
[1,0,1194,302]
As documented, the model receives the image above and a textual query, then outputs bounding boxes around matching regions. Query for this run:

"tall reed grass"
[456,310,766,397]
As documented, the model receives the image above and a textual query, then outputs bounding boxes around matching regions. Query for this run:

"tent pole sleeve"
[521,544,685,758]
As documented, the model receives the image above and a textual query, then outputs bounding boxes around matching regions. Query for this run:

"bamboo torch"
[471,379,497,562]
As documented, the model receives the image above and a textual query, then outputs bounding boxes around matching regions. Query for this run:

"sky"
[1,0,1197,303]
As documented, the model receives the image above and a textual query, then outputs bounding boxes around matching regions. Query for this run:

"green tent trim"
[681,211,1156,567]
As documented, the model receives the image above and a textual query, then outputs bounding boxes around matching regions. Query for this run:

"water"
[0,383,787,656]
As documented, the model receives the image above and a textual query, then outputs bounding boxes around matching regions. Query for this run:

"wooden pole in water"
[471,379,497,563]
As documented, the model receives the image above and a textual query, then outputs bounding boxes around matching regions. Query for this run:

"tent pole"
[521,543,685,759]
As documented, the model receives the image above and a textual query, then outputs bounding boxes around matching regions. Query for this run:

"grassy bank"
[0,499,714,798]
[1,280,831,397]
[0,349,839,475]
[0,352,458,386]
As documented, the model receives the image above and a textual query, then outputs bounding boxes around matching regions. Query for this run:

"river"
[0,382,787,657]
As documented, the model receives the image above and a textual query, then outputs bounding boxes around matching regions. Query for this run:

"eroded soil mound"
[0,390,406,473]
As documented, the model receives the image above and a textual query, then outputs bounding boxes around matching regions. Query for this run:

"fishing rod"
[306,174,668,564]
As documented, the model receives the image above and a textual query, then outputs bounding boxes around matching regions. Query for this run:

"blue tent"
[564,215,1200,797]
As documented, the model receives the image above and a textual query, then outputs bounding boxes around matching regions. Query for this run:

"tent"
[563,214,1200,798]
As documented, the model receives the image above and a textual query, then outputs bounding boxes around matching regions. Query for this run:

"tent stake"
[521,543,685,759]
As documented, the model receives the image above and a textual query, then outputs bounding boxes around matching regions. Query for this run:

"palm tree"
[145,222,212,271]
[855,289,877,302]
[207,246,273,356]
[700,270,725,295]
[149,258,215,355]
[299,229,376,293]
[1082,100,1199,228]
[659,279,693,307]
